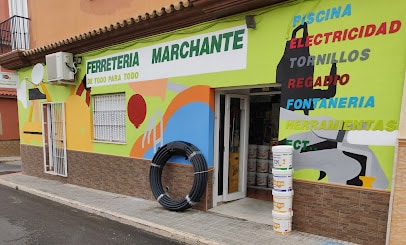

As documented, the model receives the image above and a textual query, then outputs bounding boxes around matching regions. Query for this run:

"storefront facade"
[2,0,405,244]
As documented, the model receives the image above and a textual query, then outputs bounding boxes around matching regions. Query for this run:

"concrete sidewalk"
[0,157,21,175]
[0,170,355,245]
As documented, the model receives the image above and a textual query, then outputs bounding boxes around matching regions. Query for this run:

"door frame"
[213,91,250,206]
[41,102,68,177]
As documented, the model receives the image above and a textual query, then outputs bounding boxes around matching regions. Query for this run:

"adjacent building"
[0,0,21,157]
[0,88,19,157]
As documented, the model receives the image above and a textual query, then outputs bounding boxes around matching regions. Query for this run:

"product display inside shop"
[247,94,280,189]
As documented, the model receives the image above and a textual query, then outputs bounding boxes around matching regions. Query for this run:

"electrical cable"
[149,141,208,211]
[65,62,78,74]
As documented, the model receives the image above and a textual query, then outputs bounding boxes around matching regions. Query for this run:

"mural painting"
[15,0,406,190]
[277,2,403,189]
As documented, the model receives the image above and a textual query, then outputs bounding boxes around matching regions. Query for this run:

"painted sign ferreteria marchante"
[85,26,247,87]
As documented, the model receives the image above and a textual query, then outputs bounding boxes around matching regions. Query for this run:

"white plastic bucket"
[256,172,268,186]
[247,171,256,186]
[272,168,293,192]
[257,145,270,159]
[267,173,273,188]
[256,159,268,173]
[247,158,256,172]
[248,144,258,158]
[272,210,293,234]
[272,145,293,169]
[272,190,293,212]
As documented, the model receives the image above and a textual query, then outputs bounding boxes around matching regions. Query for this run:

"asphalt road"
[0,184,184,245]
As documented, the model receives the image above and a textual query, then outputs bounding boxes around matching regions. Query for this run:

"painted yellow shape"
[21,122,43,145]
[65,95,93,152]
[70,85,76,96]
[28,104,34,122]
[359,176,376,188]
[40,83,52,102]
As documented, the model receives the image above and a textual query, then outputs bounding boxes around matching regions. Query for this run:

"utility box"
[45,52,75,84]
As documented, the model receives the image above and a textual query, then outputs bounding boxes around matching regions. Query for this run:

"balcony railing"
[0,15,30,55]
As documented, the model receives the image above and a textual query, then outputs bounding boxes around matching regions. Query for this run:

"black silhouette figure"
[276,22,337,115]
[29,88,46,100]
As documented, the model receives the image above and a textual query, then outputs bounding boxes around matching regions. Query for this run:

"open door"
[42,102,67,177]
[217,94,249,202]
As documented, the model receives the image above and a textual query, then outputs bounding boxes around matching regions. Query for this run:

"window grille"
[42,102,67,177]
[92,93,126,143]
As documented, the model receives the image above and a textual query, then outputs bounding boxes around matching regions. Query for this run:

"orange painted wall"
[0,98,19,140]
[0,0,8,20]
[0,0,12,72]
[28,0,179,49]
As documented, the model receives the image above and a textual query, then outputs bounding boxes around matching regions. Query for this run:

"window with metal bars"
[92,93,126,143]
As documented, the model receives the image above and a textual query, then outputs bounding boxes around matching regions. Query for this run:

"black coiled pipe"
[149,141,208,211]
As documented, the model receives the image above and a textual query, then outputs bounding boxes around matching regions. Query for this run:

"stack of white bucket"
[256,145,270,187]
[247,145,257,186]
[247,144,273,188]
[272,145,294,234]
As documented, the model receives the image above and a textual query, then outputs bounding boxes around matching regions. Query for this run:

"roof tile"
[0,88,17,97]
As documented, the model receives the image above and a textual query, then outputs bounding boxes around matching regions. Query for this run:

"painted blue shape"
[143,102,214,167]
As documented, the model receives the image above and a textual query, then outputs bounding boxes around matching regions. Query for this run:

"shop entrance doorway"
[213,86,281,208]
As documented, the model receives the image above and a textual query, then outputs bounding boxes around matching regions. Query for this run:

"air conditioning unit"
[45,52,75,84]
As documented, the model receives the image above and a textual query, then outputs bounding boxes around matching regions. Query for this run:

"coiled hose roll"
[149,141,208,211]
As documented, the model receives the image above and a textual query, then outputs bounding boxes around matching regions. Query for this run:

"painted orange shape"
[128,78,167,101]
